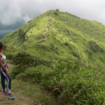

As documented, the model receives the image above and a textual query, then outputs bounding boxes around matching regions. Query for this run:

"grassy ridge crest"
[1,9,105,68]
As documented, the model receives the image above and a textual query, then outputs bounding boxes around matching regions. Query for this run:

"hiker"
[0,42,14,100]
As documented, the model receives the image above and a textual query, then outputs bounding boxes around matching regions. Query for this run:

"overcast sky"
[0,0,105,38]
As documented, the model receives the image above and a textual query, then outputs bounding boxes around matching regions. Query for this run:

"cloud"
[0,21,24,38]
[0,0,105,26]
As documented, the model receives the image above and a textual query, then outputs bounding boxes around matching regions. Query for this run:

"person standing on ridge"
[0,42,14,100]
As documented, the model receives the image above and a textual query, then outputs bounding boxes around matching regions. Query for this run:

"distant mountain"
[1,10,105,68]
[0,21,24,39]
[0,31,14,39]
[0,33,6,39]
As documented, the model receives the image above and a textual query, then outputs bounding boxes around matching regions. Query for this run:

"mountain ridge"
[1,9,105,68]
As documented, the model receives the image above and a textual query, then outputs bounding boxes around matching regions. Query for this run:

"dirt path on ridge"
[0,63,57,105]
[38,11,51,43]
[0,64,34,105]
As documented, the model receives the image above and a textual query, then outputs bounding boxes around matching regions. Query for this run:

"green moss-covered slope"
[1,10,105,68]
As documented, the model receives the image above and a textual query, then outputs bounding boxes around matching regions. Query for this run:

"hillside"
[1,9,105,68]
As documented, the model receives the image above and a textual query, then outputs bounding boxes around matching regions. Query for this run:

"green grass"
[12,79,56,105]
[10,52,105,105]
[1,9,105,68]
[3,9,105,104]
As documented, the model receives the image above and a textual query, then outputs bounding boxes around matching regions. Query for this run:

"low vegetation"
[1,9,105,104]
[10,52,105,105]
[1,9,105,68]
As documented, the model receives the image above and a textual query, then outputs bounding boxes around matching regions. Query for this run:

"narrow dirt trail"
[0,91,34,105]
[43,27,48,41]
[0,64,34,105]
[38,11,51,43]
[0,63,56,105]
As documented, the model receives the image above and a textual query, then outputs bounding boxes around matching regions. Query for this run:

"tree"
[54,11,59,16]
[56,9,59,11]
[3,44,7,50]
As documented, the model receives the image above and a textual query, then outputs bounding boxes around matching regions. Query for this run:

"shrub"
[16,67,43,83]
[19,29,26,40]
[89,41,105,52]
[41,61,105,104]
[3,44,7,50]
[56,9,59,11]
[11,65,26,79]
[11,58,105,104]
[6,54,15,59]
[54,11,59,16]
[12,52,51,67]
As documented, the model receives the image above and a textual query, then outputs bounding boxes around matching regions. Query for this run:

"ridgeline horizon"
[1,9,105,68]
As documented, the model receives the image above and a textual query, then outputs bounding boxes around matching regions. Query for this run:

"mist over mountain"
[0,21,25,39]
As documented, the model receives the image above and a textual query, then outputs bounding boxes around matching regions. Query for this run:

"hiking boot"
[8,94,14,100]
[2,91,9,96]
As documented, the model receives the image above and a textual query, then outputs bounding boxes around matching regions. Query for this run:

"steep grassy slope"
[1,10,105,68]
[10,53,105,105]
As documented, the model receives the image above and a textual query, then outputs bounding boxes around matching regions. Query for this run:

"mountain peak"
[1,10,105,68]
